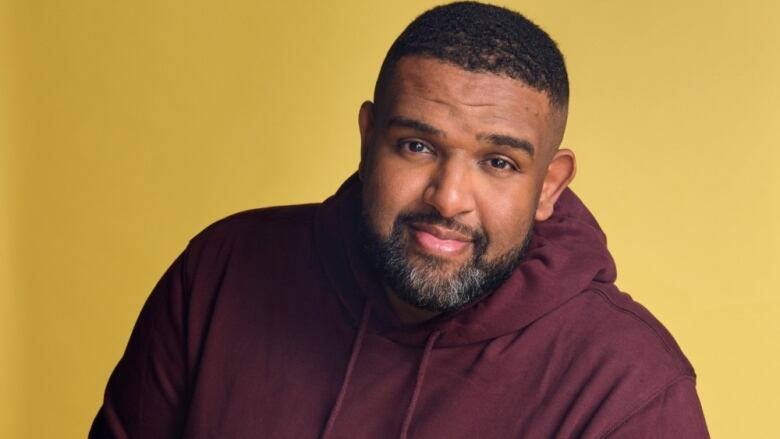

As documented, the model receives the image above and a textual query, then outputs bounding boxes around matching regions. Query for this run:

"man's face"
[359,56,571,312]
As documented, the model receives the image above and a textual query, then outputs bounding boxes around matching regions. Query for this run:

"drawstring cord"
[320,303,443,439]
[320,302,372,439]
[400,330,442,439]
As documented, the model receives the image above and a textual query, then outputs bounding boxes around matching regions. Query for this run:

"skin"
[358,56,576,324]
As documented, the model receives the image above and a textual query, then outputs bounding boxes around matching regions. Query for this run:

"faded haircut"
[374,1,569,110]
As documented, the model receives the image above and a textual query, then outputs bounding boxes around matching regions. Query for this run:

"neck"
[385,289,441,325]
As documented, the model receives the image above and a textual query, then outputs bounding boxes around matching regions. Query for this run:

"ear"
[357,101,375,181]
[535,148,577,222]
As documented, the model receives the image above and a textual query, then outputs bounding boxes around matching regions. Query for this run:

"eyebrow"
[481,133,536,157]
[387,115,535,157]
[387,116,444,137]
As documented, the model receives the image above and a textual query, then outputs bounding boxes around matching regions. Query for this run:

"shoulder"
[182,203,321,279]
[195,203,319,241]
[587,284,693,375]
[546,284,701,435]
[553,284,694,378]
[190,203,318,250]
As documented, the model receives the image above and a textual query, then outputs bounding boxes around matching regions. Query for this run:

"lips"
[408,222,472,255]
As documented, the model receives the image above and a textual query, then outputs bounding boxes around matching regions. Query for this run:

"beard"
[360,207,532,313]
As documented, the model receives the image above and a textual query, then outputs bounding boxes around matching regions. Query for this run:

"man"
[90,2,709,438]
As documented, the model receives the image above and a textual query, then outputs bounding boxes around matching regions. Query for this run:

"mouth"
[407,222,472,256]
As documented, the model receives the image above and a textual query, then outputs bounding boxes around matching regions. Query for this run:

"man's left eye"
[487,158,515,170]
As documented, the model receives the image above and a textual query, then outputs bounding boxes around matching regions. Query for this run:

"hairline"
[372,54,569,152]
[374,54,568,112]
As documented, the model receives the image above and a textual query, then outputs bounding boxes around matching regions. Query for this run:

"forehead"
[378,57,559,153]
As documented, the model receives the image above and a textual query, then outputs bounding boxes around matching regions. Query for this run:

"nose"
[422,158,476,219]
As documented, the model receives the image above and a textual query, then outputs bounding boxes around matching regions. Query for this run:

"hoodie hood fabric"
[315,173,617,347]
[90,174,708,439]
[311,174,705,438]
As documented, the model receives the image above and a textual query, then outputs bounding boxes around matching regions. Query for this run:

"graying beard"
[360,205,531,313]
[390,252,487,311]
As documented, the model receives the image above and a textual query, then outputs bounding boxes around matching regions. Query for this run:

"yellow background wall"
[3,0,778,437]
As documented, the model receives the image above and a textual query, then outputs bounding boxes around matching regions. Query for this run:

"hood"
[314,173,617,348]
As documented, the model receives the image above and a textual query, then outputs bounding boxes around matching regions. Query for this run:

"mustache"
[395,211,487,246]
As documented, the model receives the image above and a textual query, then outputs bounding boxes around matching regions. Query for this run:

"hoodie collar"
[314,173,617,347]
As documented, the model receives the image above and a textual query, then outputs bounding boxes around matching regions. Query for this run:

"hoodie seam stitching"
[584,287,688,371]
[598,374,696,438]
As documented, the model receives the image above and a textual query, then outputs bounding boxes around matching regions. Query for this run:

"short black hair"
[375,1,569,110]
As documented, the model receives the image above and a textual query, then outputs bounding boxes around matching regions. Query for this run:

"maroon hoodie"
[90,175,709,438]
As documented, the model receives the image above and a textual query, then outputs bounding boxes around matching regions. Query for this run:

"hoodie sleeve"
[603,375,709,438]
[88,250,190,439]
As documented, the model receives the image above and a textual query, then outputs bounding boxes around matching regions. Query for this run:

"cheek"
[362,156,428,238]
[477,189,537,255]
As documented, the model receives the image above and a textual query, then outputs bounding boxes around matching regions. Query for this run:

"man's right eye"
[399,140,432,154]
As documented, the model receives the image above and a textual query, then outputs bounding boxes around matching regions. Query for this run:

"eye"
[486,157,517,171]
[398,140,433,154]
